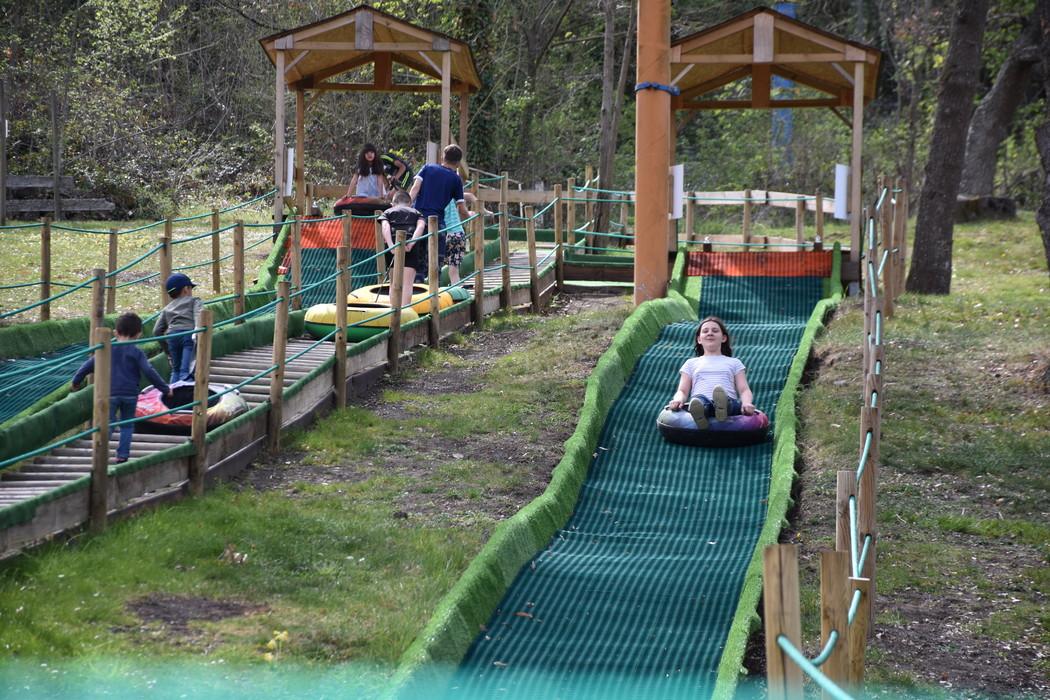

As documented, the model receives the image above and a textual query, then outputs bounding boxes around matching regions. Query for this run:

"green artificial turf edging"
[389,292,697,697]
[710,243,844,699]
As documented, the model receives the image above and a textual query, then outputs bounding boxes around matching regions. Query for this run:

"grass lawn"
[0,201,277,323]
[0,295,632,696]
[793,212,1050,695]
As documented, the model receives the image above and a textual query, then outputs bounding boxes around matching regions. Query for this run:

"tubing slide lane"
[392,247,842,700]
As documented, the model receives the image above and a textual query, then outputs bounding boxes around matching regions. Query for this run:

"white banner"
[670,164,684,220]
[833,163,849,220]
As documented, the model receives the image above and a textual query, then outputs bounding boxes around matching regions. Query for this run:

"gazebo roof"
[670,7,880,110]
[259,4,482,94]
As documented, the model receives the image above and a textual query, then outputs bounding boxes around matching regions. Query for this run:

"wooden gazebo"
[634,5,881,303]
[260,4,482,217]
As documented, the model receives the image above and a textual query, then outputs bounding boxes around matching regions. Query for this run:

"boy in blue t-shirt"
[408,144,471,280]
[72,313,171,463]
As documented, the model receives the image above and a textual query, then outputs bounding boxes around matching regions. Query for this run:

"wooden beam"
[674,17,752,55]
[293,55,373,87]
[374,52,393,89]
[674,65,751,103]
[284,50,310,77]
[751,64,772,108]
[441,51,451,147]
[753,13,774,63]
[274,49,286,225]
[771,14,846,53]
[309,81,468,93]
[295,89,305,211]
[354,10,373,50]
[681,97,842,110]
[850,61,864,262]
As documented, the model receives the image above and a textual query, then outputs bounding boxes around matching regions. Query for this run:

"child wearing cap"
[154,273,203,383]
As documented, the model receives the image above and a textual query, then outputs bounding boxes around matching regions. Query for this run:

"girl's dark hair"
[356,144,383,176]
[694,315,732,356]
[115,312,143,337]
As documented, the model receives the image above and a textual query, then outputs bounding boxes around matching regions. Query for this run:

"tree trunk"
[905,0,989,295]
[959,15,1040,196]
[1036,0,1050,278]
[594,0,636,242]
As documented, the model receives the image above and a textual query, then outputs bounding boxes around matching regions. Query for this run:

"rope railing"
[764,180,908,698]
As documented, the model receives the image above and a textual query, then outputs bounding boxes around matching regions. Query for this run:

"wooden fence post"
[334,246,349,409]
[160,221,172,310]
[835,470,858,555]
[189,308,213,496]
[763,544,803,699]
[290,217,302,310]
[584,163,594,251]
[685,195,696,243]
[427,215,441,348]
[374,210,387,283]
[553,183,564,291]
[795,196,805,245]
[895,178,908,299]
[267,281,289,451]
[233,221,245,321]
[40,217,52,321]
[847,576,872,685]
[342,212,352,249]
[472,207,485,328]
[858,369,880,632]
[815,189,825,242]
[106,228,118,314]
[566,177,577,250]
[525,206,540,311]
[820,550,851,692]
[89,268,105,358]
[89,327,112,533]
[742,189,752,245]
[210,208,222,293]
[388,231,405,371]
[499,172,511,313]
[861,208,874,373]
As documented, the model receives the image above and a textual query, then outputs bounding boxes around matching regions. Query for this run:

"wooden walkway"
[0,256,558,556]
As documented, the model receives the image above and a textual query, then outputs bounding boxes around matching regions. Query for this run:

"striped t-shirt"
[680,354,745,401]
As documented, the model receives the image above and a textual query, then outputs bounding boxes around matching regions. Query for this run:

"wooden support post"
[742,189,752,244]
[685,195,696,242]
[334,247,349,409]
[290,217,302,310]
[267,281,289,451]
[525,206,540,311]
[295,88,305,211]
[849,62,866,263]
[40,217,52,321]
[90,268,106,348]
[820,550,851,691]
[847,576,872,685]
[472,207,485,328]
[499,172,511,312]
[106,229,118,314]
[566,177,576,249]
[233,222,245,321]
[50,92,62,222]
[188,308,213,496]
[273,48,286,229]
[795,196,805,245]
[388,231,405,371]
[89,326,112,533]
[584,164,594,251]
[836,470,858,555]
[374,210,386,282]
[211,209,221,293]
[553,183,564,291]
[160,221,172,310]
[763,544,803,699]
[427,215,440,348]
[815,189,825,243]
[440,51,452,149]
[342,212,352,249]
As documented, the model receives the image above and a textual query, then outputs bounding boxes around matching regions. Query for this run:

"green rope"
[217,188,277,214]
[810,630,840,667]
[0,426,100,471]
[776,637,854,700]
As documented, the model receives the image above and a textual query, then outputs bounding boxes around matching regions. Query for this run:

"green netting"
[297,248,382,307]
[439,275,824,699]
[0,344,90,423]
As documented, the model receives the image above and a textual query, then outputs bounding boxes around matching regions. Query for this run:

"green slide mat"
[444,275,824,699]
[0,344,87,424]
[299,248,382,307]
